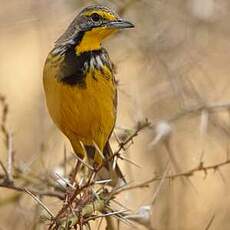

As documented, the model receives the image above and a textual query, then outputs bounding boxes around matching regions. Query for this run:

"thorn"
[111,199,131,211]
[112,155,118,170]
[55,172,75,189]
[151,162,170,205]
[95,179,112,184]
[78,177,84,186]
[118,155,141,168]
[99,210,128,218]
[0,160,9,181]
[79,140,88,156]
[112,181,132,194]
[85,223,92,230]
[113,131,122,145]
[73,153,94,171]
[93,141,105,160]
[205,213,216,230]
[113,213,136,228]
[199,151,205,164]
[7,131,13,182]
[92,189,100,200]
[96,217,103,230]
[25,189,55,219]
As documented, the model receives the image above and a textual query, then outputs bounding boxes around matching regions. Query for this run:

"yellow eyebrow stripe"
[83,10,117,21]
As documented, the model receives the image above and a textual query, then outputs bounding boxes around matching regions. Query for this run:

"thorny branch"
[114,119,151,155]
[0,94,13,184]
[1,94,230,229]
[0,95,65,199]
[0,183,64,200]
[0,94,9,144]
[116,157,230,194]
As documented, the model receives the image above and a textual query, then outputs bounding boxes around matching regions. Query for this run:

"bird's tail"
[76,141,126,187]
[97,141,126,187]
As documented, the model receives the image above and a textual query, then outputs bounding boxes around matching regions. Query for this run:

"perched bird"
[43,5,134,185]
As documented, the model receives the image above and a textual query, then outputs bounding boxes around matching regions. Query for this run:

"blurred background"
[1,0,230,229]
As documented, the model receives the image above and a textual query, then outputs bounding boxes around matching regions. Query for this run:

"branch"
[6,131,13,182]
[25,189,55,219]
[205,213,216,230]
[116,157,230,194]
[114,100,230,157]
[114,119,151,155]
[60,198,107,228]
[0,161,9,180]
[0,94,9,146]
[0,182,64,200]
[167,101,230,124]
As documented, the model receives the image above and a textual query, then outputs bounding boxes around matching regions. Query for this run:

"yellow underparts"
[43,61,116,165]
[75,27,116,54]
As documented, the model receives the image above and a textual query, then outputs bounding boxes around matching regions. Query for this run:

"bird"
[43,5,134,185]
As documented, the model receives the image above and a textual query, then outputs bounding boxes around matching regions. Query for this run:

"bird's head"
[55,5,134,54]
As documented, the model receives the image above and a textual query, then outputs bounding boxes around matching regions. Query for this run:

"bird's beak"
[105,19,134,29]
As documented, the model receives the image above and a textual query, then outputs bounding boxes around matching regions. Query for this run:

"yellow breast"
[43,55,116,160]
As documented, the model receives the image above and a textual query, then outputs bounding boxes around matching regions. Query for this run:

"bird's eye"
[91,13,101,22]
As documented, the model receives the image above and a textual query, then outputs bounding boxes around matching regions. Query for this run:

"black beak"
[105,19,134,29]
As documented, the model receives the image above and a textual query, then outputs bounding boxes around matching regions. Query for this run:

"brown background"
[1,0,230,229]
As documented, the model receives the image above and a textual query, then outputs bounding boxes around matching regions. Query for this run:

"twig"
[167,101,230,124]
[96,217,103,230]
[0,94,9,146]
[115,158,230,194]
[7,131,13,182]
[0,160,9,179]
[93,141,105,160]
[112,155,118,170]
[73,152,94,171]
[107,207,136,228]
[85,209,127,222]
[118,155,141,168]
[151,162,170,205]
[164,137,198,194]
[25,189,55,219]
[95,179,112,185]
[55,172,74,189]
[0,183,64,199]
[59,197,108,228]
[114,119,151,155]
[205,213,216,230]
[0,95,14,184]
